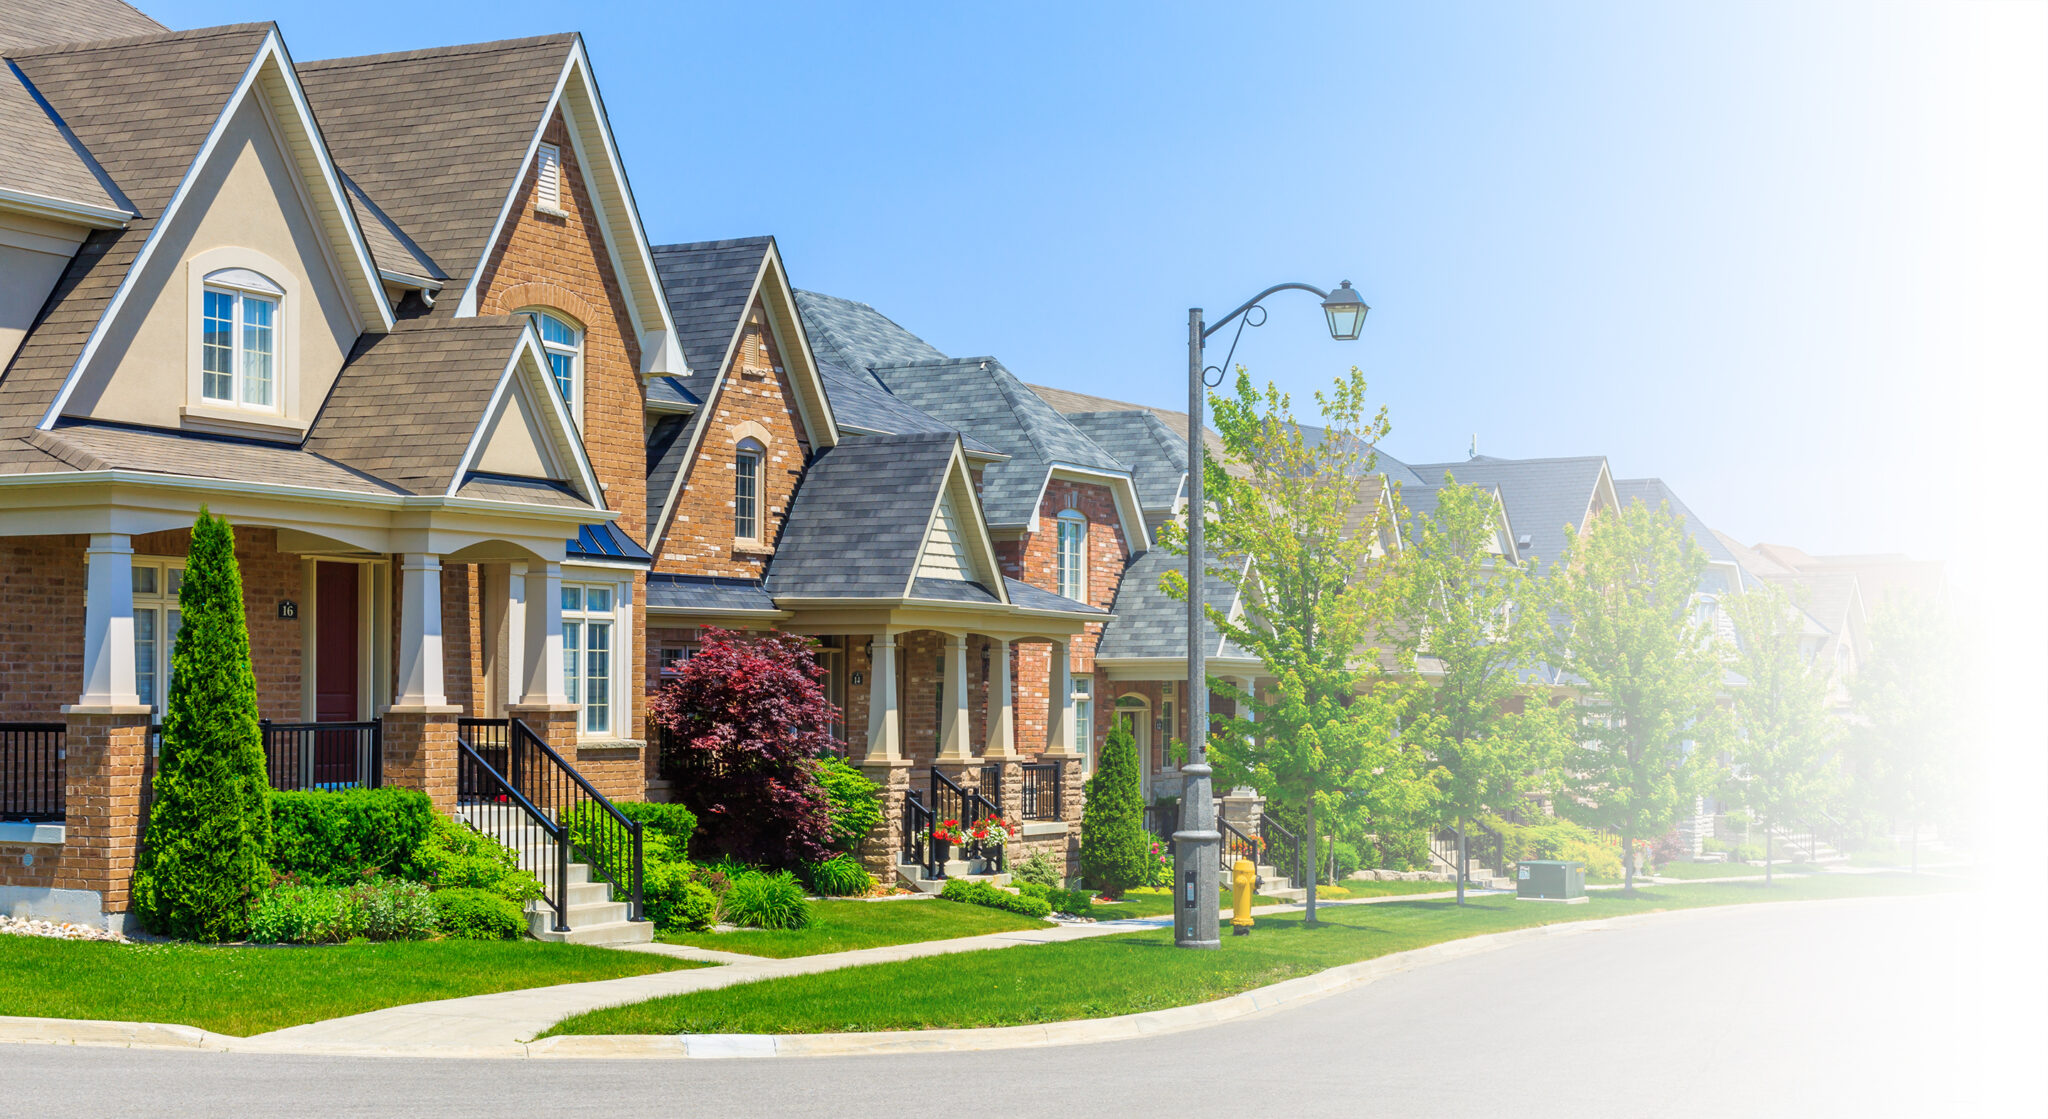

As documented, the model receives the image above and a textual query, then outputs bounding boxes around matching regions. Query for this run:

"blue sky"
[155,1,2046,562]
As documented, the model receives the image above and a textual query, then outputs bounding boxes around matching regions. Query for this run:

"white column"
[863,632,901,762]
[519,561,565,706]
[393,553,445,708]
[937,634,972,762]
[984,637,1015,758]
[1044,638,1078,756]
[79,533,139,708]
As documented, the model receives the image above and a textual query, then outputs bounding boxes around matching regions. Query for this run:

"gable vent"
[535,143,564,212]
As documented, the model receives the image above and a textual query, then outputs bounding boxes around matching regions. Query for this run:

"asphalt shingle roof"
[1063,410,1184,513]
[339,171,444,284]
[1096,546,1250,661]
[32,421,403,494]
[650,237,772,402]
[645,574,780,615]
[1410,455,1609,571]
[1613,478,1739,567]
[763,432,956,600]
[820,363,999,456]
[1004,577,1108,617]
[643,413,694,541]
[0,0,163,52]
[0,66,121,214]
[792,290,947,389]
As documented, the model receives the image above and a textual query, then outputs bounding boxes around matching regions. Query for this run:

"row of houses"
[0,3,1933,933]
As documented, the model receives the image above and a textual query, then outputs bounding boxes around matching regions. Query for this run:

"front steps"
[457,807,653,946]
[894,857,1011,894]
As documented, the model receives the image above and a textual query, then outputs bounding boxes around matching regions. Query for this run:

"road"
[4,893,2027,1118]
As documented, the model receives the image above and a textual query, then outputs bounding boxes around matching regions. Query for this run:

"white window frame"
[198,271,283,414]
[734,439,764,542]
[113,557,185,715]
[1072,675,1093,774]
[1056,509,1088,602]
[534,141,565,214]
[562,579,625,738]
[518,308,583,428]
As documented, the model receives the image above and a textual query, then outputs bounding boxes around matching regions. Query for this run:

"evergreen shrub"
[816,756,883,853]
[270,788,435,886]
[429,888,524,940]
[1011,850,1062,889]
[938,878,1051,918]
[1078,724,1150,899]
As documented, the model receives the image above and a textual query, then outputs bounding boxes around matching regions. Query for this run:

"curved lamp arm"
[1200,281,1332,342]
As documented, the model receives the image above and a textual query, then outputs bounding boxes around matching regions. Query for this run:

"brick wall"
[652,306,811,578]
[0,535,84,721]
[129,527,304,721]
[997,479,1129,753]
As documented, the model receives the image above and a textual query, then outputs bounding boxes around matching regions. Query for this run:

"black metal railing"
[1431,822,1507,883]
[903,788,934,879]
[1020,760,1062,820]
[456,718,643,930]
[0,723,65,822]
[1220,817,1263,878]
[928,768,1004,872]
[980,761,1004,807]
[260,720,381,791]
[1260,813,1304,888]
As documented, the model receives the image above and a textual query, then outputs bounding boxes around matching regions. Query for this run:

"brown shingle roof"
[29,422,404,494]
[0,25,273,441]
[0,0,164,53]
[304,317,531,494]
[0,68,122,213]
[297,35,574,308]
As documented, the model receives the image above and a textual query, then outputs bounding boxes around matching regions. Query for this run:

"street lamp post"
[1175,279,1369,950]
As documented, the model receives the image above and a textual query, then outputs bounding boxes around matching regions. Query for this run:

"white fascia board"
[0,467,611,524]
[758,245,839,448]
[37,31,394,429]
[0,188,130,228]
[950,441,1008,603]
[1040,462,1151,554]
[444,322,607,509]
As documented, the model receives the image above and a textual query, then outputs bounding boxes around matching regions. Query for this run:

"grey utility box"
[1516,860,1586,902]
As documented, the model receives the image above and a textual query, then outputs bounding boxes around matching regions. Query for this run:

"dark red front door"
[315,563,359,723]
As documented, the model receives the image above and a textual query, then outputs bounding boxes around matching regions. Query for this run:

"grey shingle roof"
[0,0,163,52]
[1062,410,1185,513]
[908,577,999,605]
[0,66,121,214]
[297,35,575,308]
[0,25,273,443]
[1410,455,1610,571]
[643,413,694,540]
[763,432,955,600]
[305,318,537,495]
[457,473,588,508]
[1096,546,1250,661]
[646,574,780,615]
[791,290,946,389]
[820,363,1000,457]
[1004,577,1108,617]
[644,377,698,412]
[1029,382,1226,462]
[650,237,771,402]
[1613,478,1739,567]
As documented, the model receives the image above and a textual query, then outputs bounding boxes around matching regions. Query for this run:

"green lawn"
[545,873,1955,1037]
[1650,861,1773,880]
[657,898,1050,958]
[1320,880,1462,899]
[1090,889,1290,920]
[0,937,707,1037]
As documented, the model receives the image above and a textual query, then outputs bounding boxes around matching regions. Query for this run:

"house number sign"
[278,600,298,619]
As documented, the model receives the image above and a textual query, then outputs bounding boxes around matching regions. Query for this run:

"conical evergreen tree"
[131,509,272,940]
[1078,723,1150,898]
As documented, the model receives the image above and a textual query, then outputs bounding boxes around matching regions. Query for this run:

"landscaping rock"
[0,914,126,943]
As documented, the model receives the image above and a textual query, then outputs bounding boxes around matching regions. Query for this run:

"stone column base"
[1043,752,1086,825]
[380,705,461,814]
[855,758,913,880]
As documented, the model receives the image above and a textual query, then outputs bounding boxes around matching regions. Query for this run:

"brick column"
[507,703,578,802]
[381,706,461,814]
[856,758,912,880]
[57,707,152,917]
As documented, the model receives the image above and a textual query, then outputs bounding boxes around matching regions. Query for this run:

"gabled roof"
[651,235,771,403]
[1613,477,1744,593]
[1029,381,1227,462]
[792,290,947,385]
[0,23,393,441]
[0,65,126,222]
[0,0,163,53]
[30,420,405,494]
[1063,410,1185,514]
[764,432,960,600]
[1410,454,1614,570]
[820,363,1001,457]
[339,171,444,288]
[1096,545,1254,663]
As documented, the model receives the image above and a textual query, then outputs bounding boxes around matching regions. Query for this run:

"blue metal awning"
[567,521,653,565]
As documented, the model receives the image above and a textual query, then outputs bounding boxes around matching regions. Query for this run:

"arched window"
[1056,509,1088,602]
[200,268,282,410]
[519,309,583,423]
[734,438,764,541]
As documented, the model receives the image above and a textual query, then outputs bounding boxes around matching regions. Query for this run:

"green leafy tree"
[1078,722,1149,898]
[1846,596,1961,870]
[1383,480,1570,904]
[131,509,273,940]
[1162,369,1430,925]
[1721,581,1840,884]
[1548,498,1723,894]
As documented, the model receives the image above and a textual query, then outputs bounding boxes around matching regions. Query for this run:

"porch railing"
[929,767,1004,873]
[1260,813,1304,888]
[1020,760,1062,821]
[456,718,644,930]
[260,720,381,791]
[979,762,1004,807]
[1220,817,1263,879]
[0,723,65,822]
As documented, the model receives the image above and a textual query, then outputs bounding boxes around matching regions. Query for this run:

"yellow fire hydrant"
[1232,858,1257,935]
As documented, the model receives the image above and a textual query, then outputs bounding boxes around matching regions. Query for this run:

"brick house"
[0,15,685,931]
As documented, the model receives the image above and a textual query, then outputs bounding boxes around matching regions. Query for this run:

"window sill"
[732,541,773,557]
[535,204,570,219]
[180,405,306,442]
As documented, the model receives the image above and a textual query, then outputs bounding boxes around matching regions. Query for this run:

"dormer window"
[519,309,582,426]
[200,269,282,411]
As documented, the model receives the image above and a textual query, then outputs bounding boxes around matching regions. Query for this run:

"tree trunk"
[1763,815,1773,886]
[1622,824,1636,895]
[1304,798,1320,926]
[1911,826,1919,875]
[1455,817,1468,907]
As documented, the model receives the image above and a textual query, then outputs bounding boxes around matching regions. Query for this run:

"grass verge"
[0,937,707,1036]
[545,873,1954,1037]
[657,898,1050,958]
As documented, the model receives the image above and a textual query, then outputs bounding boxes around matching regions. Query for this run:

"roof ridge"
[652,235,775,253]
[299,33,575,71]
[3,21,271,59]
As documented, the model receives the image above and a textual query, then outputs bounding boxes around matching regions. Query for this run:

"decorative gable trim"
[905,439,1007,602]
[36,28,395,430]
[1029,461,1152,556]
[447,321,606,508]
[449,36,686,379]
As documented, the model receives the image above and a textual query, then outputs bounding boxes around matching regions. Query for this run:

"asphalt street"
[3,892,2024,1119]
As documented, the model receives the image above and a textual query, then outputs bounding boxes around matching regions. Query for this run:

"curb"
[0,893,1928,1060]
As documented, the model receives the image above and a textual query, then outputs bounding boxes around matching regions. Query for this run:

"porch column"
[518,561,566,706]
[935,634,973,763]
[1043,638,1080,758]
[394,554,446,708]
[79,534,139,708]
[862,633,902,762]
[983,637,1016,759]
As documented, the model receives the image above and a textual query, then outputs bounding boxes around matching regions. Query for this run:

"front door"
[315,563,359,722]
[1113,696,1151,803]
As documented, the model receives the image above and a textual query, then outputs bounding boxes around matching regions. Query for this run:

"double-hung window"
[1056,510,1088,602]
[200,270,280,410]
[125,559,184,713]
[1072,676,1093,772]
[561,583,614,736]
[734,441,763,541]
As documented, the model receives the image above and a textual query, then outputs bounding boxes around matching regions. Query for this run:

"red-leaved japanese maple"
[649,628,839,866]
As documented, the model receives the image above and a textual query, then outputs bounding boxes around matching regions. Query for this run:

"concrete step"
[524,898,631,937]
[529,918,655,946]
[894,864,1012,894]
